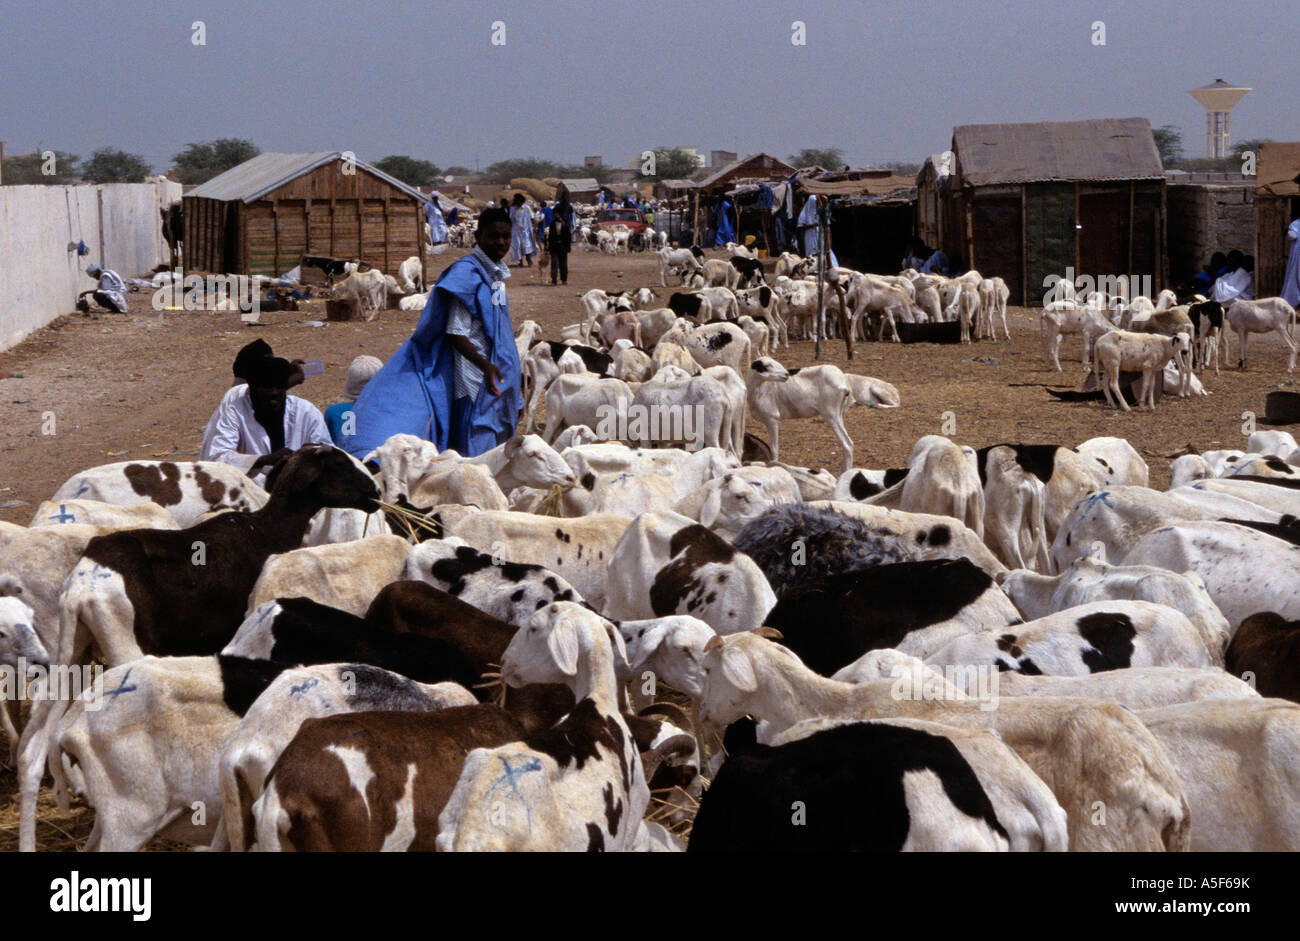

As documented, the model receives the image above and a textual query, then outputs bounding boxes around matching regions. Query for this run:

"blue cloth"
[343,252,522,458]
[757,184,776,210]
[920,250,950,275]
[324,401,354,444]
[713,200,735,247]
[1284,219,1300,307]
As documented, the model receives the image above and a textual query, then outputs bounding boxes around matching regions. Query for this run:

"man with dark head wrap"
[201,345,331,483]
[343,207,522,458]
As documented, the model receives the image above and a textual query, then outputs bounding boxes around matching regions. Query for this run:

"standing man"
[424,190,448,245]
[509,193,537,267]
[1283,218,1300,308]
[342,208,522,458]
[79,263,128,314]
[547,200,572,286]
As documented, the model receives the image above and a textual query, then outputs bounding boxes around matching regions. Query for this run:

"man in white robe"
[508,195,537,266]
[79,264,128,313]
[200,355,331,485]
[425,192,448,245]
[1283,219,1300,307]
[797,195,838,268]
[1211,265,1254,303]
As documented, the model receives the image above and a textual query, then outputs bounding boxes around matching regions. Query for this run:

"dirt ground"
[0,245,1296,849]
[1,246,1296,525]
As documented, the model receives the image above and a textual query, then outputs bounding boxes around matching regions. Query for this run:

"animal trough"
[1263,391,1300,425]
[895,321,962,344]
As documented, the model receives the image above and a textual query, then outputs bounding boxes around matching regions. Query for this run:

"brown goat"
[1226,612,1300,703]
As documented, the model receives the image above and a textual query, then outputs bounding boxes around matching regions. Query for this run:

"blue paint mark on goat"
[486,753,543,832]
[49,504,76,524]
[101,667,137,711]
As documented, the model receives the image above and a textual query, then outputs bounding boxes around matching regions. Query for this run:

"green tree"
[1152,125,1184,168]
[372,155,442,186]
[1230,138,1271,160]
[81,148,151,183]
[789,147,845,170]
[636,148,700,180]
[443,165,473,176]
[171,138,259,184]
[482,157,568,183]
[1,150,79,184]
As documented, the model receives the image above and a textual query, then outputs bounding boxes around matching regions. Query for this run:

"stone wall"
[1166,180,1254,285]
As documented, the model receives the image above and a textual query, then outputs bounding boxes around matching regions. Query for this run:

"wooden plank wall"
[188,162,424,277]
[1256,196,1290,298]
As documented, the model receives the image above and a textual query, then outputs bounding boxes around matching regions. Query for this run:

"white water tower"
[1188,79,1251,159]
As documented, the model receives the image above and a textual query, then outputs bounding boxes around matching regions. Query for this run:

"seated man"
[1188,251,1228,294]
[79,264,128,314]
[1211,251,1254,304]
[200,352,331,484]
[920,246,950,275]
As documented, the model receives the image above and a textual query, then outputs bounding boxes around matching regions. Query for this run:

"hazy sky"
[2,0,1294,172]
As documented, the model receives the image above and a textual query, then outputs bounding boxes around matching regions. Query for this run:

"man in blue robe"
[1283,219,1300,308]
[713,198,735,247]
[341,208,523,458]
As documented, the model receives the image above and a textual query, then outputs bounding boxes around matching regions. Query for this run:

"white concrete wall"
[0,180,182,351]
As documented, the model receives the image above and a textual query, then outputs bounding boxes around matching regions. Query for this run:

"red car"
[593,207,648,234]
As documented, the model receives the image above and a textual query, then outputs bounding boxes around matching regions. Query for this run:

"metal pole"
[815,199,823,361]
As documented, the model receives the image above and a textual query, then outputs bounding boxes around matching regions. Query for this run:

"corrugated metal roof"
[186,152,428,203]
[953,118,1163,186]
[695,153,796,190]
[1256,141,1300,197]
[558,178,600,192]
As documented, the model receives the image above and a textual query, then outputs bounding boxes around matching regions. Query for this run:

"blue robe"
[1284,219,1300,307]
[713,200,735,247]
[342,253,522,458]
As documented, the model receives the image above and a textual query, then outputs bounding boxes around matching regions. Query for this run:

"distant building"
[693,153,797,193]
[710,150,738,169]
[918,117,1166,305]
[583,156,603,168]
[183,151,427,277]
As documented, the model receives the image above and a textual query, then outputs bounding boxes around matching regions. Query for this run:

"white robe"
[1211,267,1254,304]
[425,199,448,243]
[95,269,128,312]
[797,196,838,267]
[200,384,331,484]
[509,205,537,262]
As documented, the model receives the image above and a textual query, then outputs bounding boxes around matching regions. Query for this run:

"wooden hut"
[182,152,427,277]
[917,118,1166,305]
[1254,142,1300,298]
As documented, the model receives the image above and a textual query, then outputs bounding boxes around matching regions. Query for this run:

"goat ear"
[719,646,758,693]
[547,616,581,676]
[503,435,522,459]
[752,626,783,641]
[703,634,725,654]
[603,620,631,671]
[699,486,723,529]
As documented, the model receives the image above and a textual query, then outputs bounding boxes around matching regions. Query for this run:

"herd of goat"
[5,238,1300,851]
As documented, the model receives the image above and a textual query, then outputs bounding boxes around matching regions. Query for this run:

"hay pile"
[509,178,557,203]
